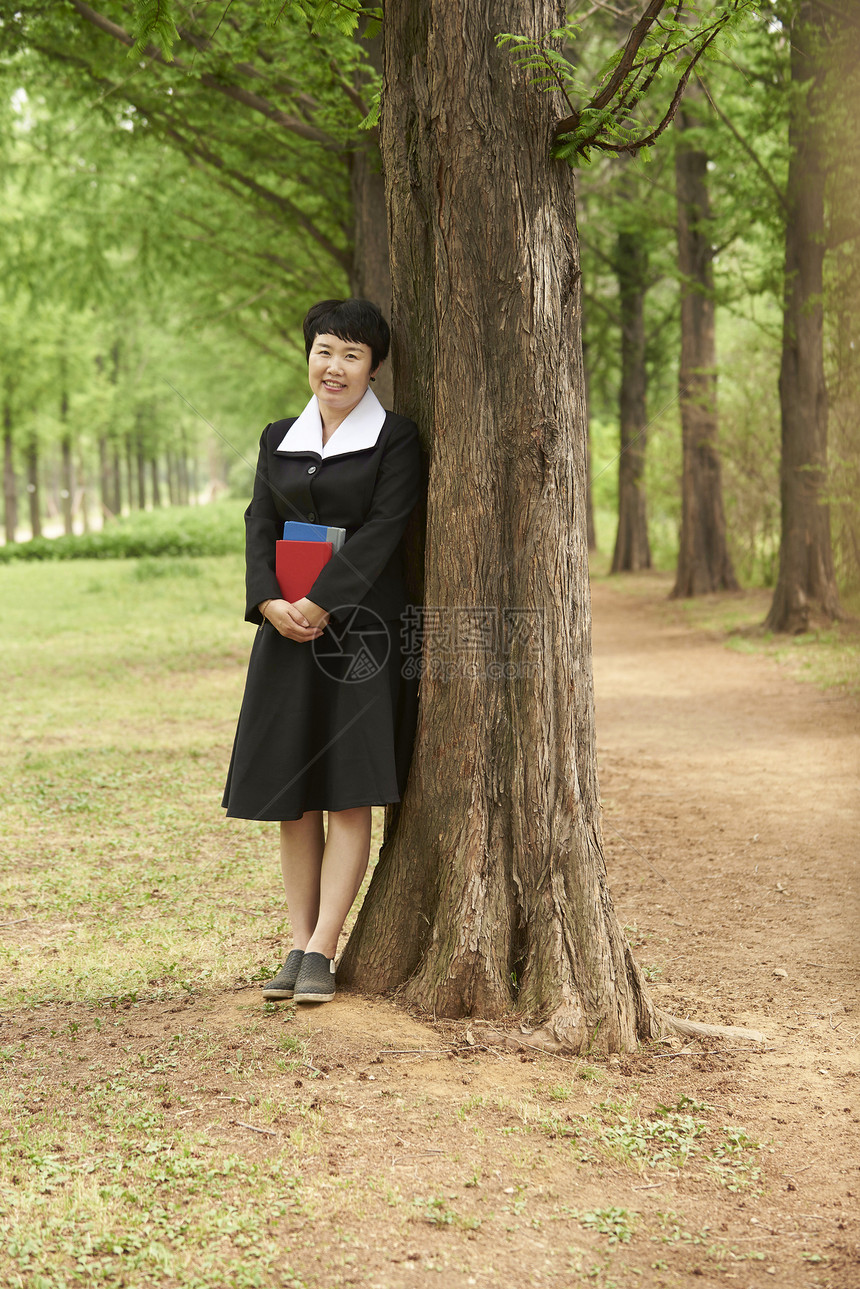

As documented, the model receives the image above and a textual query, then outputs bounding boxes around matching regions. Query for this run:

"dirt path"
[592,579,858,1035]
[592,579,859,1277]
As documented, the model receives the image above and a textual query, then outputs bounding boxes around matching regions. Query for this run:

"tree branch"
[153,116,352,270]
[696,73,787,214]
[67,0,340,148]
[594,21,726,154]
[591,0,668,110]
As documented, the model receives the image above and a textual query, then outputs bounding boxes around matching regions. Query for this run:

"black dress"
[222,394,422,822]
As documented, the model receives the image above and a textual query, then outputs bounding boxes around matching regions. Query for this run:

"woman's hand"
[260,598,330,641]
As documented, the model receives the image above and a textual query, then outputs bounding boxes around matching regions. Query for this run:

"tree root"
[473,1008,766,1055]
[656,1009,766,1044]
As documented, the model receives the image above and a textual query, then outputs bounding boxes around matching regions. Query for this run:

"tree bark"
[350,148,394,409]
[347,29,395,410]
[339,0,658,1053]
[3,391,17,544]
[582,317,597,552]
[610,230,651,572]
[671,88,738,598]
[766,0,839,632]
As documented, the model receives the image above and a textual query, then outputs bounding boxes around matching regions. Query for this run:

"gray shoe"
[292,952,336,1004]
[261,949,304,999]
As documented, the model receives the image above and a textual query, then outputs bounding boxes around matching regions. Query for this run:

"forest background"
[0,0,857,626]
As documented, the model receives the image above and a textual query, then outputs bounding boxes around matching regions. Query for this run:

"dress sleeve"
[243,424,284,624]
[307,417,421,617]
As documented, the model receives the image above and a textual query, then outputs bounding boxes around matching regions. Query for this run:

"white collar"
[275,386,387,459]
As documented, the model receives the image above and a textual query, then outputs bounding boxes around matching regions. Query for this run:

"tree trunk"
[60,386,74,537]
[3,392,17,544]
[26,433,41,539]
[610,230,651,573]
[110,443,122,518]
[766,0,839,632]
[98,435,117,520]
[136,437,147,511]
[125,436,137,510]
[150,457,161,508]
[178,453,189,505]
[348,28,395,409]
[582,318,597,552]
[77,451,90,534]
[339,0,657,1053]
[166,452,178,506]
[671,89,737,598]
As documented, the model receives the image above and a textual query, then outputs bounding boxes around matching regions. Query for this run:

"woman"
[222,298,421,1005]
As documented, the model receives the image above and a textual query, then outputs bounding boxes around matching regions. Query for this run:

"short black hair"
[303,298,390,371]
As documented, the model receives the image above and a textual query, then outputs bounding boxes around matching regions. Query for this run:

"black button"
[307,465,317,475]
[308,512,316,522]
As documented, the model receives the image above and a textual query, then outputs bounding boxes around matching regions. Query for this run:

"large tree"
[336,0,764,1053]
[765,0,841,631]
[611,220,653,573]
[339,0,662,1051]
[671,80,738,597]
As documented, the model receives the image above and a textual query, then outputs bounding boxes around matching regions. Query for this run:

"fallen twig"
[377,1048,448,1057]
[631,1181,665,1190]
[231,1119,277,1137]
[651,1047,776,1057]
[391,1150,444,1165]
[304,1061,329,1078]
[0,916,35,928]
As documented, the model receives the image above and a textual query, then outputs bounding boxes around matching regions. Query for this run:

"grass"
[0,555,383,1007]
[581,1096,763,1191]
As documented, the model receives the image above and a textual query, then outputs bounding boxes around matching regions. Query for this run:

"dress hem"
[223,795,401,823]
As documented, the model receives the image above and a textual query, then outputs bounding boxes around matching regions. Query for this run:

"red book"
[275,539,333,603]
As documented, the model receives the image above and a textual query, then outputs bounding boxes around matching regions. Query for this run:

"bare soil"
[3,578,858,1288]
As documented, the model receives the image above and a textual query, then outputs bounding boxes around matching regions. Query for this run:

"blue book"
[282,520,346,552]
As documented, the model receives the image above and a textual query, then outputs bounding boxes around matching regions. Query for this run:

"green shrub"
[0,500,245,563]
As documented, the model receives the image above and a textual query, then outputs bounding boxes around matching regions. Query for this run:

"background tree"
[611,206,654,573]
[765,0,846,631]
[671,77,738,596]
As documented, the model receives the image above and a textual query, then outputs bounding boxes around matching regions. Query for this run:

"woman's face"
[308,332,378,422]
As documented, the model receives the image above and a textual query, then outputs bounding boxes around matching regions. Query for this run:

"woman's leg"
[304,805,372,960]
[279,811,326,950]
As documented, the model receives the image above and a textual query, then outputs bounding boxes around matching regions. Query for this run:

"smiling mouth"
[322,381,346,390]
